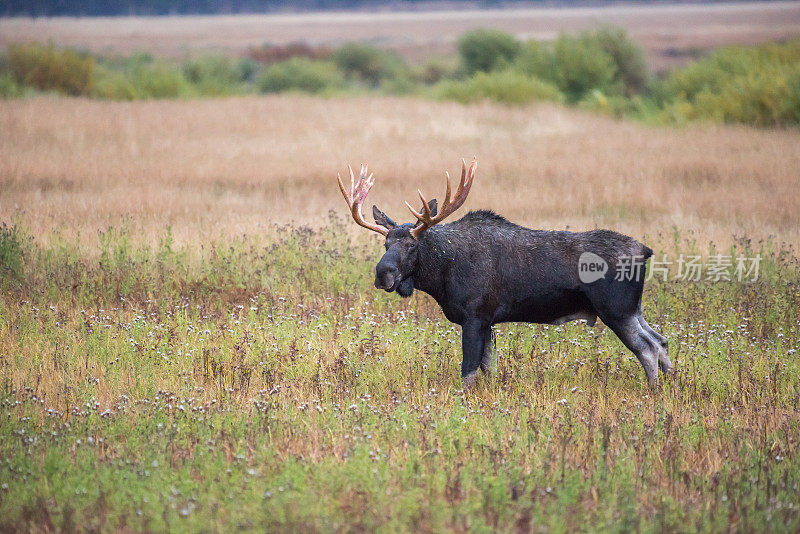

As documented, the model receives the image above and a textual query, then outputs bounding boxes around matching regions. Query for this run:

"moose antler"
[406,157,476,240]
[337,164,389,236]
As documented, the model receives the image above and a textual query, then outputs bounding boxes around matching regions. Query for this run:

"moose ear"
[372,205,397,229]
[414,199,438,224]
[426,199,438,217]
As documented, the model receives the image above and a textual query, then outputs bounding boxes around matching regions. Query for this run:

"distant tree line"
[2,0,509,17]
[0,0,750,18]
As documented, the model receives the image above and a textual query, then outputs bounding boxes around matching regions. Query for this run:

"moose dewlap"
[337,159,671,388]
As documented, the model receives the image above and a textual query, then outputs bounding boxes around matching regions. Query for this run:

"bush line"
[2,33,799,127]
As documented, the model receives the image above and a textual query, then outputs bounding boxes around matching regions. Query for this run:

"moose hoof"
[647,377,660,392]
[462,371,478,390]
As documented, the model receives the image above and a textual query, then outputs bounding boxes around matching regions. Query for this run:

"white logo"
[578,252,608,283]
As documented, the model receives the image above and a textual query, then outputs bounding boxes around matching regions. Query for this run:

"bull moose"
[337,158,671,389]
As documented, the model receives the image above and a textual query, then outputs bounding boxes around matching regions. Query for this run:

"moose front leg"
[461,320,490,389]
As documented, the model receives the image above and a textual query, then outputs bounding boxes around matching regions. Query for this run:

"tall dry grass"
[1,95,799,250]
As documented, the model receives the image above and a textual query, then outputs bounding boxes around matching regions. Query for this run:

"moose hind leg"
[637,315,671,375]
[480,328,495,375]
[604,315,660,389]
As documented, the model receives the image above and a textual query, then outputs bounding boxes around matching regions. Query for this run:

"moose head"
[337,159,477,298]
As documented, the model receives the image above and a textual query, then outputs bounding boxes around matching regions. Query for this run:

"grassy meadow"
[1,95,800,531]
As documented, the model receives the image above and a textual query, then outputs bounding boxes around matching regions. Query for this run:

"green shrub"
[92,68,138,100]
[552,34,618,103]
[664,40,800,125]
[666,51,743,101]
[331,43,408,87]
[93,56,193,100]
[7,42,95,96]
[666,41,800,100]
[578,89,636,118]
[257,58,343,94]
[434,69,563,105]
[0,73,25,98]
[132,61,192,98]
[182,55,250,96]
[689,66,800,126]
[415,58,456,85]
[514,40,557,81]
[515,33,624,103]
[235,58,258,83]
[458,29,521,75]
[381,72,417,96]
[593,28,648,96]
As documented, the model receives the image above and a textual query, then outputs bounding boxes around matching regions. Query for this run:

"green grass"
[1,219,799,531]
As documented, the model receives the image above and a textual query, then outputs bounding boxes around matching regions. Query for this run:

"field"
[1,94,800,531]
[3,96,800,247]
[2,2,800,70]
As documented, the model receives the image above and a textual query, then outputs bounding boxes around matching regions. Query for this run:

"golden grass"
[2,95,800,250]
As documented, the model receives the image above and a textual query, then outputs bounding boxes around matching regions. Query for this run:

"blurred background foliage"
[2,30,800,127]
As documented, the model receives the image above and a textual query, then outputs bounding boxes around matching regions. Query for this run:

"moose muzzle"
[375,250,401,291]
